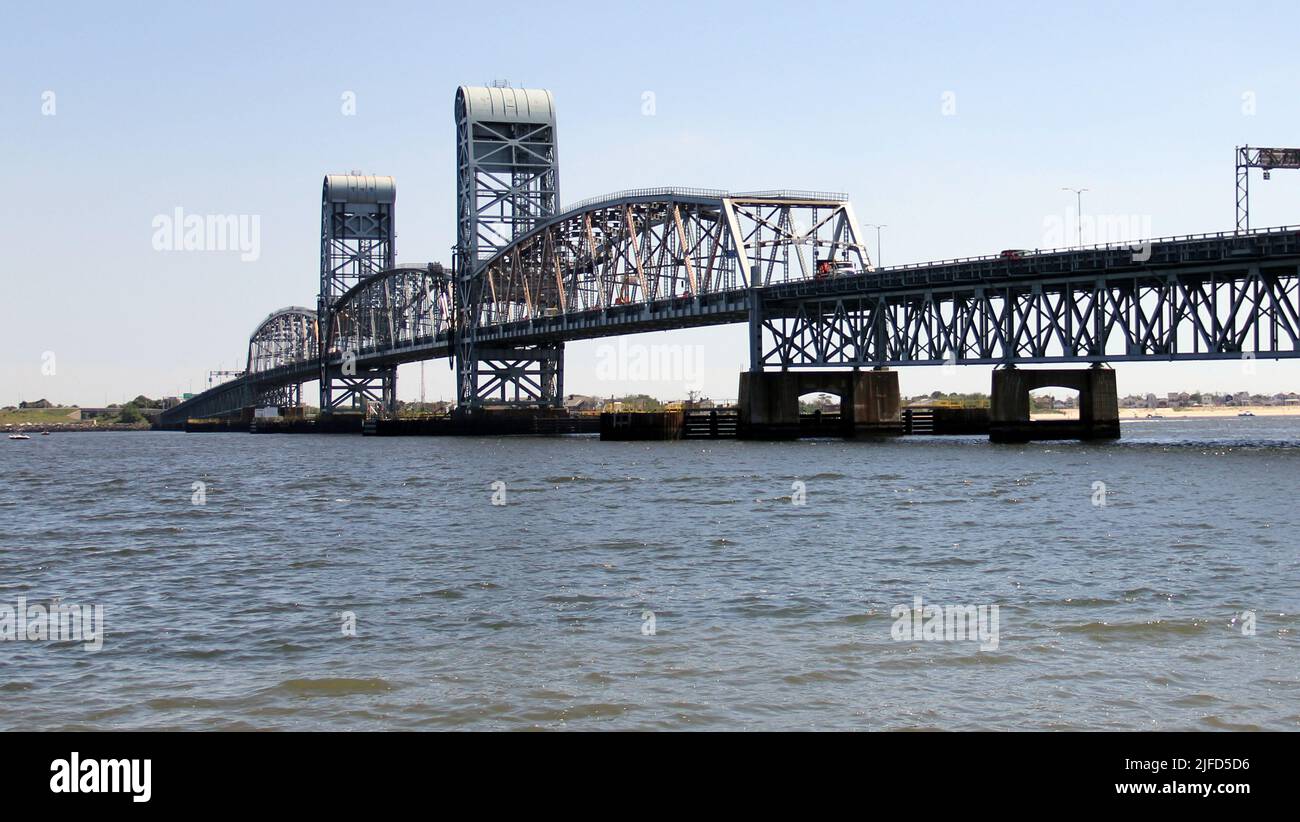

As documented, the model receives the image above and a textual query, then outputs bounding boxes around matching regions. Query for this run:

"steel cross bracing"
[454,86,564,410]
[455,87,560,269]
[327,264,452,362]
[755,226,1300,367]
[246,306,318,407]
[469,192,869,324]
[318,174,398,414]
[1236,146,1300,232]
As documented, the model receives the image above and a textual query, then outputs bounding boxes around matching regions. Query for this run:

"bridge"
[160,86,1300,441]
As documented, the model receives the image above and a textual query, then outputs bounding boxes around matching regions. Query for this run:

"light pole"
[1061,187,1088,247]
[864,224,887,268]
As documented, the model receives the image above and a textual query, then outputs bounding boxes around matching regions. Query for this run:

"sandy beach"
[1032,405,1300,421]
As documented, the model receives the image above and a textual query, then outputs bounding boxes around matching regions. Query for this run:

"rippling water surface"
[2,418,1298,730]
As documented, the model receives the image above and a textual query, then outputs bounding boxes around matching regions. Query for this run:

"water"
[2,417,1298,730]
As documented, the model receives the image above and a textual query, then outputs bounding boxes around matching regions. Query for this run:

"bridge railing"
[879,224,1300,273]
[560,187,850,215]
[729,189,850,201]
[562,187,727,212]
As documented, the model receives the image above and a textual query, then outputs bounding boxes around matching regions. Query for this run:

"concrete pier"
[989,367,1120,442]
[737,370,901,439]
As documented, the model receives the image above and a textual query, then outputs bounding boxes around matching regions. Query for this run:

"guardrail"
[879,224,1300,272]
[560,187,849,214]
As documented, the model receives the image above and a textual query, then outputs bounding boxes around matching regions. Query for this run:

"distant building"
[562,394,602,412]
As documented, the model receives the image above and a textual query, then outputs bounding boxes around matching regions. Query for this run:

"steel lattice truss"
[759,264,1300,368]
[244,307,317,408]
[320,176,396,305]
[328,265,451,358]
[455,86,559,271]
[247,307,318,374]
[469,191,869,327]
[159,208,1300,424]
[318,174,399,414]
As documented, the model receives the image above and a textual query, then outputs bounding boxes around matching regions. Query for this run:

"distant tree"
[617,393,663,411]
[116,403,144,424]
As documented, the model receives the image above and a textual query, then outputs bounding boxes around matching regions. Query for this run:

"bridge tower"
[454,85,563,413]
[318,174,398,415]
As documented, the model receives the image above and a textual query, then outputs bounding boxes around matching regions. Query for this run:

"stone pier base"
[989,367,1120,443]
[737,370,901,439]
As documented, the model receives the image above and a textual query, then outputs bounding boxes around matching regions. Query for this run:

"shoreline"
[1031,406,1300,421]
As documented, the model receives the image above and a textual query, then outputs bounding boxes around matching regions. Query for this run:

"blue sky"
[3,0,1299,405]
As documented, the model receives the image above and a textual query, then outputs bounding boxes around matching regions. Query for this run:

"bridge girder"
[755,235,1300,368]
[327,264,452,361]
[247,306,318,376]
[159,224,1300,426]
[469,191,870,328]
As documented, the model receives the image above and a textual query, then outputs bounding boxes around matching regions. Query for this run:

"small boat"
[1237,411,1256,417]
[40,431,50,436]
[8,433,31,440]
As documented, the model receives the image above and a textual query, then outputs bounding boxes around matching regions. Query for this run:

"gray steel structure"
[455,86,563,411]
[159,217,1300,427]
[153,88,1300,429]
[318,174,398,414]
[1236,146,1300,232]
[754,226,1300,368]
[247,306,317,406]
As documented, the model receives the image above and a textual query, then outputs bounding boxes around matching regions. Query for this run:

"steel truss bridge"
[158,88,1300,427]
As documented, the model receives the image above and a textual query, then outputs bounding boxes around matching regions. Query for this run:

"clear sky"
[3,0,1298,406]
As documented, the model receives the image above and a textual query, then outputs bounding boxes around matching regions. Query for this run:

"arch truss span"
[469,191,871,328]
[247,307,318,375]
[327,263,453,362]
[244,306,318,409]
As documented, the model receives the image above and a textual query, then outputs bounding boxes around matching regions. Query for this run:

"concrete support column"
[737,369,901,439]
[737,371,801,439]
[989,366,1120,442]
[848,370,901,436]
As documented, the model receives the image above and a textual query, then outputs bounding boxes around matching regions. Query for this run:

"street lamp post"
[864,223,887,268]
[1061,187,1088,247]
